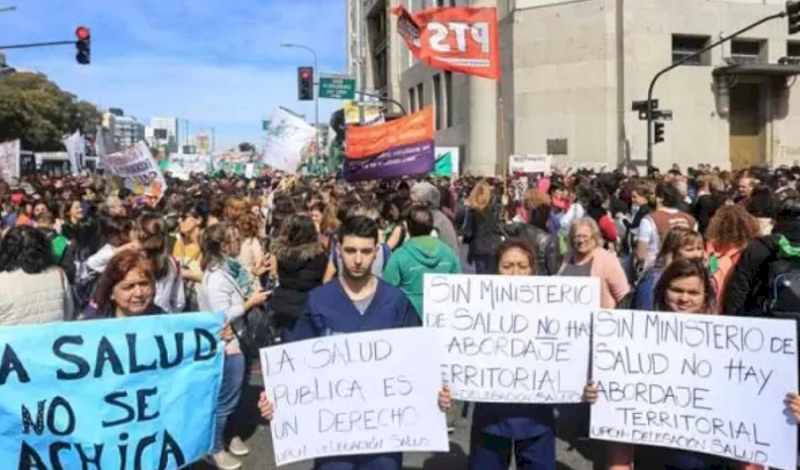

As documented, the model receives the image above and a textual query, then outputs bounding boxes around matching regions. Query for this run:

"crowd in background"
[2,163,800,470]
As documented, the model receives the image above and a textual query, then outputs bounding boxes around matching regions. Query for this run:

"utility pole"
[644,10,788,168]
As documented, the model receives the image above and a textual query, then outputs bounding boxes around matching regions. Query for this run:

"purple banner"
[343,139,435,182]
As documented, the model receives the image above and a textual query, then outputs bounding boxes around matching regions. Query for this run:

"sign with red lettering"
[394,6,501,80]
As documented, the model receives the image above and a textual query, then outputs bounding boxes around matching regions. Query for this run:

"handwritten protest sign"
[423,274,600,403]
[102,142,167,197]
[590,309,799,470]
[260,328,449,466]
[0,312,225,470]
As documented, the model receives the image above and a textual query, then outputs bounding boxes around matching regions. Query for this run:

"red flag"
[393,6,500,81]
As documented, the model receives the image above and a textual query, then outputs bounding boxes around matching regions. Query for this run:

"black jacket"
[722,219,800,316]
[465,203,503,259]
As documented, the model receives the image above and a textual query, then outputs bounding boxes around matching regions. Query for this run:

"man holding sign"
[258,216,451,469]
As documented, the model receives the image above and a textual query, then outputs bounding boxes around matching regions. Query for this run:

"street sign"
[319,74,356,100]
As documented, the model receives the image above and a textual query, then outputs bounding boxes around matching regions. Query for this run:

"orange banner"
[346,107,434,160]
[394,6,500,81]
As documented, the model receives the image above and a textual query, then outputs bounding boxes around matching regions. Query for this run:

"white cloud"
[1,0,348,150]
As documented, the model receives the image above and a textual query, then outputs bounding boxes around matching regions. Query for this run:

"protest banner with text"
[260,328,449,466]
[344,108,435,182]
[589,309,799,470]
[0,312,225,470]
[423,274,600,404]
[102,142,168,198]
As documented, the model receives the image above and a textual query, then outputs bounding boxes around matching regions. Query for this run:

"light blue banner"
[0,312,225,470]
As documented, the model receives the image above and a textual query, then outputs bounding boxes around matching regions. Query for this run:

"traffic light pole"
[0,39,74,50]
[645,10,786,168]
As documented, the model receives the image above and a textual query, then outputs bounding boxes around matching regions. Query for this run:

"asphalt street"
[190,243,597,470]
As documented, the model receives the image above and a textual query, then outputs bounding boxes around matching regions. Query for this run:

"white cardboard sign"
[590,309,799,470]
[260,328,449,466]
[423,274,600,404]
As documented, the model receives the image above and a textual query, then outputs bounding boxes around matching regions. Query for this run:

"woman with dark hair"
[85,214,140,275]
[745,185,778,235]
[586,259,721,470]
[268,214,328,335]
[466,239,557,470]
[138,213,185,313]
[0,226,72,324]
[87,250,162,319]
[200,223,270,469]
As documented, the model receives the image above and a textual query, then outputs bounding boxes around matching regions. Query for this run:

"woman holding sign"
[466,239,558,470]
[585,259,800,470]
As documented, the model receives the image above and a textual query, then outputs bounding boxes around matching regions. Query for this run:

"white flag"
[0,139,20,182]
[63,131,84,174]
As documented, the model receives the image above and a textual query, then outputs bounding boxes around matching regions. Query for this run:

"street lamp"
[281,42,320,157]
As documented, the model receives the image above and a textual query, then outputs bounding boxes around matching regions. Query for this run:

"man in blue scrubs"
[260,215,422,470]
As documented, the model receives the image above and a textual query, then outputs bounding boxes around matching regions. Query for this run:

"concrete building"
[347,0,411,115]
[113,115,145,150]
[393,0,800,174]
[149,117,180,153]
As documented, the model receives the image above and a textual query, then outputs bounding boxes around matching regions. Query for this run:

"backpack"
[765,236,800,318]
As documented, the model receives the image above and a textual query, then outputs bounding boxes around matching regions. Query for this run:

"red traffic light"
[75,26,90,40]
[300,69,311,80]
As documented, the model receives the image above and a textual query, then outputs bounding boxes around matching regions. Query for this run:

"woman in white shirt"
[199,223,269,470]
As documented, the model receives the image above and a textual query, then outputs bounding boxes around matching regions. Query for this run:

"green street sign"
[262,120,270,131]
[319,74,356,100]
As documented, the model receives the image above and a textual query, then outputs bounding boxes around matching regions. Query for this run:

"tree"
[0,72,101,151]
[238,142,256,153]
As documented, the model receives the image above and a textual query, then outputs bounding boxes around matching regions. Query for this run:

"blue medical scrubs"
[290,278,422,470]
[636,447,733,470]
[468,403,556,470]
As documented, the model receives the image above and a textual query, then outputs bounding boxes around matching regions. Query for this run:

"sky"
[0,0,347,151]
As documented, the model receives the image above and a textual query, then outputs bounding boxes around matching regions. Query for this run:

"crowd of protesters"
[2,163,800,470]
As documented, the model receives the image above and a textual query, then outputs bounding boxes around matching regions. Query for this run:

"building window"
[671,35,711,66]
[444,72,453,128]
[729,39,765,64]
[409,87,417,113]
[435,0,456,6]
[433,74,442,130]
[789,41,800,58]
[415,83,424,111]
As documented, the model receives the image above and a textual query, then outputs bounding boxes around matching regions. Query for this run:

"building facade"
[149,117,180,154]
[394,0,800,174]
[113,115,145,150]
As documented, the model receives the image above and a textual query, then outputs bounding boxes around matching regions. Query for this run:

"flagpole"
[498,94,508,196]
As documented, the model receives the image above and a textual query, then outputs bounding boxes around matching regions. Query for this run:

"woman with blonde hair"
[464,180,503,274]
[559,217,629,309]
[633,226,704,311]
[705,204,760,312]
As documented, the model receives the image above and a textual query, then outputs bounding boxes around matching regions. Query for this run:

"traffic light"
[298,66,314,101]
[789,1,800,35]
[654,121,665,144]
[75,26,90,65]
